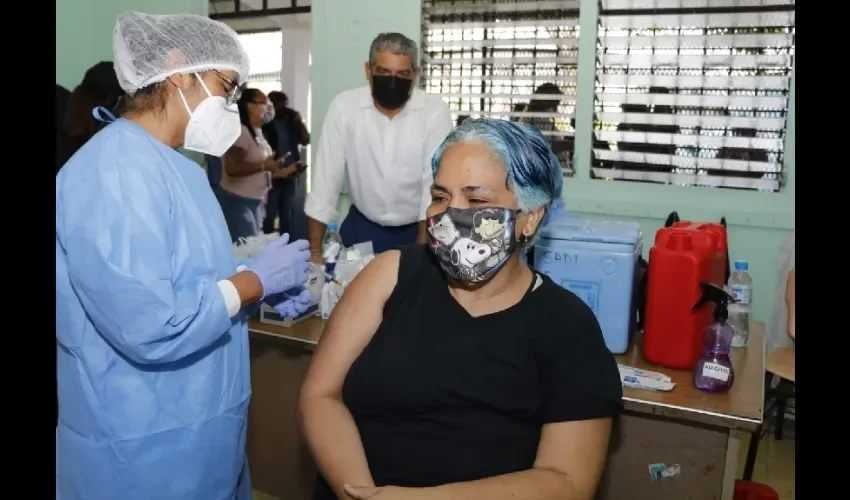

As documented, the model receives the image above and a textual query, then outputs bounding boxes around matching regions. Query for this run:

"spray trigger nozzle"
[692,281,737,322]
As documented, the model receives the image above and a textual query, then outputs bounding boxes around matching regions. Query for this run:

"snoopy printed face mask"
[426,207,519,284]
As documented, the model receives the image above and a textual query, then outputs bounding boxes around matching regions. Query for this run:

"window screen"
[592,0,795,191]
[422,0,582,176]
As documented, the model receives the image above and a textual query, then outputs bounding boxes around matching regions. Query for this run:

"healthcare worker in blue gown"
[55,12,313,500]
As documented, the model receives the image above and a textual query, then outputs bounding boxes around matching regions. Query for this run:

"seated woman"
[216,88,299,242]
[300,118,623,500]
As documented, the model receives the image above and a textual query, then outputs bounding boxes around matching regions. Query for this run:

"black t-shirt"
[314,244,622,498]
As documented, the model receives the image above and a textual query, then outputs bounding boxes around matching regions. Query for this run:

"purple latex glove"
[245,233,311,298]
[265,289,313,318]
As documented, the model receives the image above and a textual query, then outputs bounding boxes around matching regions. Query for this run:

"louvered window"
[592,0,795,192]
[422,0,582,176]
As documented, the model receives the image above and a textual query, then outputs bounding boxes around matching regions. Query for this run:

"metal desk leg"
[774,396,786,441]
[742,426,760,481]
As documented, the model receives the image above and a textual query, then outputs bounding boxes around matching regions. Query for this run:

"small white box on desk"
[259,304,319,328]
[618,364,676,392]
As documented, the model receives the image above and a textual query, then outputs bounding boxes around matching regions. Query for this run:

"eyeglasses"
[212,69,245,105]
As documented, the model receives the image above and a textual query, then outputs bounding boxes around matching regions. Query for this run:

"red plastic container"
[733,480,779,500]
[643,223,728,370]
[669,221,728,285]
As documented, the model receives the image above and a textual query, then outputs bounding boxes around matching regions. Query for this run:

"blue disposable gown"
[56,119,252,500]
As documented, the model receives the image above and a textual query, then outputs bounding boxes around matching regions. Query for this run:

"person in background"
[519,82,561,132]
[56,12,312,499]
[787,267,795,340]
[300,118,622,500]
[57,61,124,171]
[519,82,574,177]
[263,90,310,236]
[768,232,796,353]
[269,90,310,154]
[216,88,300,243]
[305,32,453,260]
[767,231,795,474]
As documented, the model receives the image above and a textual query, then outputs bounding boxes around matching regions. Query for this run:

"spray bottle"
[691,281,736,393]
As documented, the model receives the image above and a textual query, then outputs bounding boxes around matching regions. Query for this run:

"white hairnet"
[113,11,250,95]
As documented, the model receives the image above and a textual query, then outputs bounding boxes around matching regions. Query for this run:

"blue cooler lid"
[540,219,641,245]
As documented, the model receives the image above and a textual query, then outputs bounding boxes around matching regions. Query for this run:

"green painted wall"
[56,0,209,89]
[310,0,795,322]
[56,0,210,165]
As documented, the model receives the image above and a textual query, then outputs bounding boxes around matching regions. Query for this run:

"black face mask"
[371,75,413,110]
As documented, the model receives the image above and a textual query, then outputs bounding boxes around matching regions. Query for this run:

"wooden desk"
[246,318,765,500]
[615,325,764,431]
[246,318,324,500]
[598,323,765,500]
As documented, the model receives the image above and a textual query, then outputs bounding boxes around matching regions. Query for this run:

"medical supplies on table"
[618,364,676,392]
[234,235,375,327]
[320,242,375,319]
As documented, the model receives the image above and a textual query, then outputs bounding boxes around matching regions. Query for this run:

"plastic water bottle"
[323,223,342,277]
[727,260,753,347]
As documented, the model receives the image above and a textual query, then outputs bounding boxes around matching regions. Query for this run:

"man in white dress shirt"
[305,32,453,261]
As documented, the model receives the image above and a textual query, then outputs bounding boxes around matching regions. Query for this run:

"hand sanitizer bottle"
[691,282,736,394]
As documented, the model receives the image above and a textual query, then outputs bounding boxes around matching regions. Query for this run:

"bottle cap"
[327,223,338,232]
[733,260,748,271]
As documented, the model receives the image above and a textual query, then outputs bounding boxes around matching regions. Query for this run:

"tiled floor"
[253,430,796,500]
[737,429,796,500]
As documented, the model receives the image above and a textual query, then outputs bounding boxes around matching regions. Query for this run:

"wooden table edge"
[246,319,764,431]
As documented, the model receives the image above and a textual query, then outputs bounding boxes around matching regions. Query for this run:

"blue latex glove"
[245,234,311,298]
[265,289,313,318]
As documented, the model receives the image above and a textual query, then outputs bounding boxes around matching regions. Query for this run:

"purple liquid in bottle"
[693,321,735,393]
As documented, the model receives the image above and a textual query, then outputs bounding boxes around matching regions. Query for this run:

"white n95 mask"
[178,74,241,157]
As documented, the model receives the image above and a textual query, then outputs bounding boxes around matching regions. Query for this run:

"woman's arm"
[786,267,795,340]
[271,162,300,179]
[299,250,401,499]
[293,110,311,145]
[387,419,612,500]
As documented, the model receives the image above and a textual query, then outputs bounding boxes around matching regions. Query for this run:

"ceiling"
[210,0,311,33]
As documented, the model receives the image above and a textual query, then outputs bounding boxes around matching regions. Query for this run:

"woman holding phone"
[216,88,300,242]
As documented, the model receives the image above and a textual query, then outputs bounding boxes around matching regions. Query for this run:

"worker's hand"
[272,163,299,179]
[265,289,313,318]
[245,233,311,298]
[262,155,280,172]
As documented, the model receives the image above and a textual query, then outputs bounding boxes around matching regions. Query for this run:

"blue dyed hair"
[431,118,563,215]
